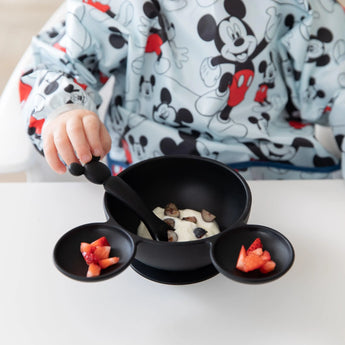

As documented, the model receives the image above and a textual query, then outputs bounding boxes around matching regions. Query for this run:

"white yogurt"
[137,207,220,242]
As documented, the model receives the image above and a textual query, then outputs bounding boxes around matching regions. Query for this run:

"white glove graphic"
[265,7,281,42]
[170,41,188,68]
[200,57,221,87]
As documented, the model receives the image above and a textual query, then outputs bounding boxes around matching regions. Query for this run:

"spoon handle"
[103,177,168,241]
[69,159,168,241]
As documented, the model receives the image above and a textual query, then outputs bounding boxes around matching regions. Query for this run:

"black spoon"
[68,157,170,241]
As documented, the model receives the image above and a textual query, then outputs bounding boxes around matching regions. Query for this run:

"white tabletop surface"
[0,180,344,345]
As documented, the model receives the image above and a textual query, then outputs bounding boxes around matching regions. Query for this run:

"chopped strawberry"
[247,238,262,254]
[80,242,91,253]
[80,236,119,277]
[99,257,120,269]
[236,245,247,271]
[87,263,101,277]
[243,253,265,272]
[91,236,110,247]
[236,237,275,274]
[94,246,111,261]
[261,250,271,263]
[251,248,263,256]
[80,242,96,265]
[260,260,276,274]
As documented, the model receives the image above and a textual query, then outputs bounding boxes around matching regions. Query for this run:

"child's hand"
[42,109,112,174]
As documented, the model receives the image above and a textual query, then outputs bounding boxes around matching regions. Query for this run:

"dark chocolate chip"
[193,227,208,239]
[164,218,175,229]
[201,209,216,222]
[167,230,178,242]
[164,203,180,218]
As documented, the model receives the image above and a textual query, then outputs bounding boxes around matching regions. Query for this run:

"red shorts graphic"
[254,84,269,103]
[145,34,163,56]
[228,69,254,107]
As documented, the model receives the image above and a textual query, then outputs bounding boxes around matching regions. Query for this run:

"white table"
[0,180,344,345]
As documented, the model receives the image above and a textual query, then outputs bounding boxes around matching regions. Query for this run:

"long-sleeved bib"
[20,0,345,179]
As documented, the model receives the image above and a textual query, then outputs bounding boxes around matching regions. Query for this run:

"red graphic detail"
[228,69,254,107]
[18,80,33,103]
[29,116,45,135]
[288,121,310,130]
[99,72,109,84]
[73,78,88,90]
[111,165,124,176]
[145,34,163,56]
[323,105,332,113]
[53,42,66,53]
[254,84,269,103]
[121,138,133,164]
[82,0,110,13]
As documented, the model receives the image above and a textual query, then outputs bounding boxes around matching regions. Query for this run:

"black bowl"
[53,223,135,282]
[211,225,295,284]
[53,155,294,285]
[103,155,252,282]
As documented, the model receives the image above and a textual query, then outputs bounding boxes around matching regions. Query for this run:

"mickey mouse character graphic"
[132,0,188,74]
[254,52,277,109]
[305,27,333,67]
[196,0,281,124]
[303,77,325,104]
[244,137,337,170]
[152,88,193,128]
[248,112,270,135]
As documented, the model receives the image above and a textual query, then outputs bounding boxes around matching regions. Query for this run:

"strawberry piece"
[91,236,110,247]
[243,253,265,272]
[247,238,263,254]
[80,242,93,253]
[94,246,111,261]
[259,260,276,274]
[236,245,247,271]
[87,263,101,277]
[80,236,120,277]
[236,237,275,274]
[80,242,96,265]
[99,257,120,269]
[261,250,271,263]
[251,248,263,256]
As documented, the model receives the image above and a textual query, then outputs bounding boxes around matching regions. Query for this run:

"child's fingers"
[82,113,103,158]
[54,124,80,167]
[100,123,112,156]
[66,116,92,164]
[42,109,110,174]
[42,129,68,174]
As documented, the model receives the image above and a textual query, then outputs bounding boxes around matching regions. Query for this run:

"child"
[19,0,345,179]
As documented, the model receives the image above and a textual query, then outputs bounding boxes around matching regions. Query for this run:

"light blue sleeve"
[19,0,133,152]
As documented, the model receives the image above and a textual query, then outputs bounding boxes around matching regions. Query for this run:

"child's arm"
[19,0,131,174]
